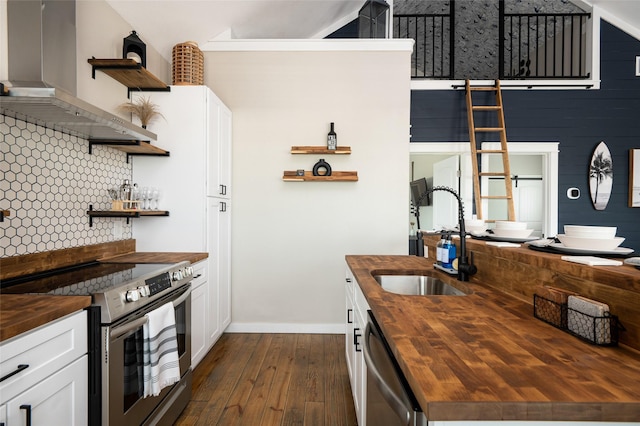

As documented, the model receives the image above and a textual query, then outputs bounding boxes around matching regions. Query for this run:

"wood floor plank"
[238,334,287,425]
[304,401,324,425]
[175,333,357,426]
[306,334,325,403]
[217,334,274,425]
[260,334,298,426]
[282,334,310,426]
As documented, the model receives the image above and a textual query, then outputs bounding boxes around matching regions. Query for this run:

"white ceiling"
[105,0,640,63]
[105,0,364,61]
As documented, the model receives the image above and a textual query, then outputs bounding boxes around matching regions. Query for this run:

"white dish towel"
[143,301,181,398]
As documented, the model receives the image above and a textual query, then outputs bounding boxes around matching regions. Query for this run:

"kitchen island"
[346,248,640,422]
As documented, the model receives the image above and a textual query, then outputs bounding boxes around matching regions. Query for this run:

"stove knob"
[138,285,150,297]
[172,270,183,281]
[126,289,140,302]
[186,266,193,277]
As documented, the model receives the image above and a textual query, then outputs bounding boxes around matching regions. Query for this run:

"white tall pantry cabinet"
[132,86,232,368]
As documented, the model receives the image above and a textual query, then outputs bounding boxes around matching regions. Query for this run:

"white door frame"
[410,142,559,237]
[481,142,558,237]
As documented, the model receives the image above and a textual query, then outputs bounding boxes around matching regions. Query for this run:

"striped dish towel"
[143,302,181,398]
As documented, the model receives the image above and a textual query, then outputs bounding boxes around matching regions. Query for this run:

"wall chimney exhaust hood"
[1,0,157,143]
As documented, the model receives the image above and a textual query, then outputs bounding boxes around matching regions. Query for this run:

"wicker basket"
[172,41,204,85]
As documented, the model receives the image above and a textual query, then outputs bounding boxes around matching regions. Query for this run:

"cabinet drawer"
[191,260,208,288]
[0,311,87,403]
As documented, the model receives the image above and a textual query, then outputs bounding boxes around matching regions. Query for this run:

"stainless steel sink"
[373,275,468,296]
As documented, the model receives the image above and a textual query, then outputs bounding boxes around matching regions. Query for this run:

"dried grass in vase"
[118,96,165,129]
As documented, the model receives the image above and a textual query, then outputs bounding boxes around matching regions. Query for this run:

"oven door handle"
[109,287,192,339]
[110,316,148,339]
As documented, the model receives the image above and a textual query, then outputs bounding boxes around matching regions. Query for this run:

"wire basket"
[172,41,204,85]
[534,294,623,346]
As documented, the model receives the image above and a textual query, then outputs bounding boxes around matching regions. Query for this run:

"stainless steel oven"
[363,310,427,426]
[2,260,194,426]
[102,282,191,426]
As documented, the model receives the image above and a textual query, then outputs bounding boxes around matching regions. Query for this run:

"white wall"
[202,40,413,332]
[75,1,169,117]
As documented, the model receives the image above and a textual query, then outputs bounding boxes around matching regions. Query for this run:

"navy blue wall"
[411,21,640,252]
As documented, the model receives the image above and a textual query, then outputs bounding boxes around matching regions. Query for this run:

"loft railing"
[393,4,590,81]
[500,11,591,79]
[393,5,454,79]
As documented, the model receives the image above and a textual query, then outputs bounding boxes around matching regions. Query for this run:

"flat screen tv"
[410,177,432,206]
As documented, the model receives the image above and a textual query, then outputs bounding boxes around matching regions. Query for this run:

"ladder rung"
[479,172,508,177]
[469,87,498,92]
[480,195,513,200]
[472,106,501,111]
[475,127,505,132]
[476,149,507,154]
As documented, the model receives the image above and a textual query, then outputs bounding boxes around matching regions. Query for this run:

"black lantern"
[358,0,390,39]
[123,30,146,67]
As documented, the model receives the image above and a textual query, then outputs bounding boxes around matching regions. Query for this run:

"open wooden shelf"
[88,58,170,95]
[283,171,358,182]
[88,140,170,162]
[87,205,169,226]
[290,146,351,155]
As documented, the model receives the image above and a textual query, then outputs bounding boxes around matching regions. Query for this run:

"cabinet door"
[191,281,208,368]
[207,198,223,344]
[218,198,231,330]
[6,356,88,426]
[218,104,232,197]
[207,94,221,198]
[206,90,232,198]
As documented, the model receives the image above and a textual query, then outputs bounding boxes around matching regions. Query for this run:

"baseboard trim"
[225,322,345,334]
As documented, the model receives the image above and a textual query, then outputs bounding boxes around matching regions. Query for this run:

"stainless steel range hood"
[1,0,156,142]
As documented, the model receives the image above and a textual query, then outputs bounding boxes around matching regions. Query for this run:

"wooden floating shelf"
[87,206,169,226]
[290,146,351,155]
[283,171,358,182]
[88,140,170,161]
[88,58,170,94]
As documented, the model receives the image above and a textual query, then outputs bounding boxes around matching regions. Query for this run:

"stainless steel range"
[2,261,194,426]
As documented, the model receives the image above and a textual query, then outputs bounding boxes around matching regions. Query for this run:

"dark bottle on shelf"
[327,122,337,150]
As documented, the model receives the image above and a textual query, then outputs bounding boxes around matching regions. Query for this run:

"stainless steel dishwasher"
[363,310,428,426]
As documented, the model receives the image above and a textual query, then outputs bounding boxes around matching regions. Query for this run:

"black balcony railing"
[500,11,591,79]
[393,5,454,79]
[393,1,590,81]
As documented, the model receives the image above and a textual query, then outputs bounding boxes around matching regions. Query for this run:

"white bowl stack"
[492,221,534,239]
[558,225,624,250]
[465,218,486,234]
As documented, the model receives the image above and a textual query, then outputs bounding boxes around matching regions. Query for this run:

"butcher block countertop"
[0,294,91,342]
[98,251,209,265]
[346,254,640,422]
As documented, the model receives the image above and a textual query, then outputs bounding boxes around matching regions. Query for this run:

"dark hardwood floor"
[175,333,358,426]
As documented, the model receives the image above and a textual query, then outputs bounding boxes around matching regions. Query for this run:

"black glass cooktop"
[0,262,176,296]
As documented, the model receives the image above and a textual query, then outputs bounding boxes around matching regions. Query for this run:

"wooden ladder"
[465,79,516,222]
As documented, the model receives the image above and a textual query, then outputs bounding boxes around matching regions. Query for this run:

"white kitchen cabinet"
[132,86,232,361]
[207,98,232,199]
[190,260,212,368]
[345,265,368,425]
[0,311,88,426]
[207,197,231,342]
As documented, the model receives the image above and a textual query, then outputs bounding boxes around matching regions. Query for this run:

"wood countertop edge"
[345,254,640,422]
[98,251,209,264]
[0,294,92,343]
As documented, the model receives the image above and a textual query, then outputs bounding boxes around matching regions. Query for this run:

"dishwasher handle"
[363,321,412,426]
